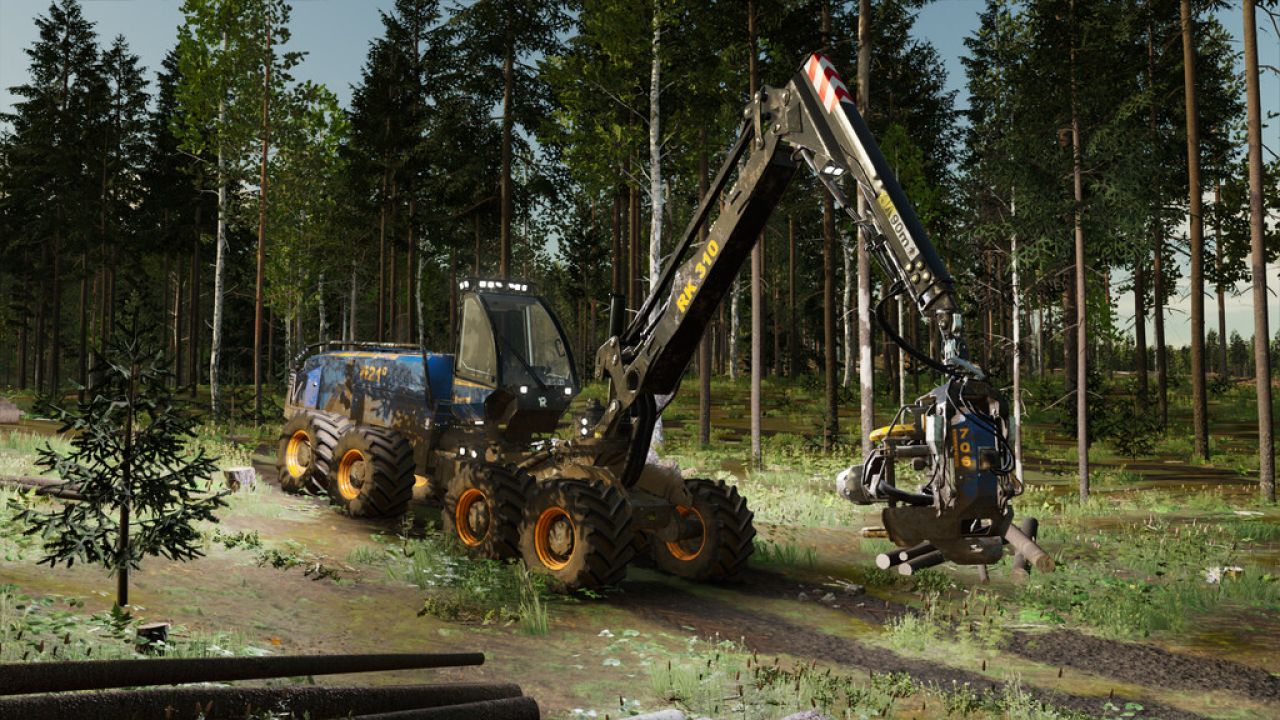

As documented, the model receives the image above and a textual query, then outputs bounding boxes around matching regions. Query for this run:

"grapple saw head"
[837,376,1048,569]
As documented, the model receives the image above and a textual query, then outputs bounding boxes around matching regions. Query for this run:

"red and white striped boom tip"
[804,53,853,112]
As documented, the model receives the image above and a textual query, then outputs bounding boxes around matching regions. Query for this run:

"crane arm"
[589,55,974,469]
[564,53,1041,570]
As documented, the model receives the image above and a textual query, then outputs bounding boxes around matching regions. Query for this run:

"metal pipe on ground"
[1004,518,1053,573]
[349,696,541,720]
[874,541,932,570]
[0,653,485,696]
[0,683,522,719]
[897,550,944,576]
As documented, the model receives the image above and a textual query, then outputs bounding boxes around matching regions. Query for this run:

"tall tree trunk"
[349,261,359,342]
[254,23,272,422]
[117,367,135,608]
[856,0,874,456]
[1011,190,1024,486]
[318,273,327,344]
[78,255,88,402]
[378,162,389,341]
[629,162,640,310]
[389,180,399,341]
[173,260,183,389]
[823,197,838,450]
[841,224,854,388]
[649,7,666,447]
[1181,0,1209,460]
[1063,284,1076,395]
[209,32,229,418]
[34,272,45,394]
[188,202,201,394]
[773,260,783,376]
[788,214,798,378]
[1214,183,1227,378]
[1243,0,1275,503]
[698,129,711,447]
[1147,25,1166,424]
[1134,260,1148,400]
[49,237,62,395]
[407,198,416,342]
[18,278,28,390]
[499,36,514,279]
[1153,225,1169,424]
[1070,0,1089,501]
[747,0,763,468]
[729,284,740,380]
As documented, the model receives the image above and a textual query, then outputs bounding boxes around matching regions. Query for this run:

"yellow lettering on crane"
[677,238,722,315]
[677,281,697,313]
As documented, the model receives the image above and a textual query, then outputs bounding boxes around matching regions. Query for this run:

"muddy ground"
[1,404,1277,719]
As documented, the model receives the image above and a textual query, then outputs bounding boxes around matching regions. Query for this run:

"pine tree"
[17,296,226,608]
[439,0,569,278]
[0,0,101,397]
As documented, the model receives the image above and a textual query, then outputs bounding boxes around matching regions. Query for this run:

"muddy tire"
[276,412,349,495]
[441,463,529,560]
[519,478,635,591]
[650,478,755,581]
[327,425,414,517]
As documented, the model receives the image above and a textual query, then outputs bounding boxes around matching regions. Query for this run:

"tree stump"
[136,622,170,655]
[0,398,20,425]
[223,467,257,492]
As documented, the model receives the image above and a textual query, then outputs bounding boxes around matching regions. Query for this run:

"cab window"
[481,294,573,387]
[457,295,497,383]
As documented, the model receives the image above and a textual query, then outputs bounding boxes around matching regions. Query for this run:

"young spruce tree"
[18,296,227,607]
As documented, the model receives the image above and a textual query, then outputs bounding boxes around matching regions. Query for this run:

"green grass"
[753,538,817,568]
[377,532,556,627]
[1016,519,1280,638]
[0,583,261,661]
[645,635,1088,720]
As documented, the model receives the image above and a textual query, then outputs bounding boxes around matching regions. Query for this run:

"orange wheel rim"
[285,430,311,479]
[455,488,490,547]
[534,506,575,571]
[666,505,706,561]
[336,448,366,501]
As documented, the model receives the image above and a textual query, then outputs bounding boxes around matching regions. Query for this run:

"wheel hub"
[466,498,490,537]
[336,449,368,501]
[546,517,574,557]
[285,431,313,478]
[348,459,368,489]
[455,488,491,547]
[666,505,706,561]
[534,507,576,570]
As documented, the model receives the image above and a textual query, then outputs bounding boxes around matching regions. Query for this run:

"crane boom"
[571,54,1044,568]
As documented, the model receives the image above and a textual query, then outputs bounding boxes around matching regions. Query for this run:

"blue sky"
[1,0,1277,344]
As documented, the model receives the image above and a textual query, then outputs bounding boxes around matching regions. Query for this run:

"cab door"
[450,293,497,421]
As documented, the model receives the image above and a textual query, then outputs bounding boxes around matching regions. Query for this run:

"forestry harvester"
[277,53,1049,590]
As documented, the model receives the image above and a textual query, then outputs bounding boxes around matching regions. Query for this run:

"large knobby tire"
[519,479,635,591]
[651,478,755,581]
[441,463,529,560]
[326,425,414,518]
[276,412,349,495]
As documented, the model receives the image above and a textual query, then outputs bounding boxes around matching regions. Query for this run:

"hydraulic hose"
[874,282,953,378]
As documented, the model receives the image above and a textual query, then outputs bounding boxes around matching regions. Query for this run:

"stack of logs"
[0,652,540,719]
[874,518,1053,578]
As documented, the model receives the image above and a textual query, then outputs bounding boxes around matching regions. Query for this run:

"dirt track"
[244,451,1279,718]
[1005,628,1280,702]
[615,580,1210,720]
